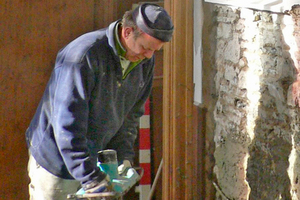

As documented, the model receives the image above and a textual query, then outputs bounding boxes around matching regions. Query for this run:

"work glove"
[118,160,132,176]
[83,175,112,193]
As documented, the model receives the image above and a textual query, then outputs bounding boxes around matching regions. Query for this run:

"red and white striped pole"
[137,98,151,200]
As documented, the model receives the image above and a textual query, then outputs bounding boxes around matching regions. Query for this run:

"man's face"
[122,27,165,62]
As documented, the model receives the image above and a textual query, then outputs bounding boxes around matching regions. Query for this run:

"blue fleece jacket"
[25,20,154,188]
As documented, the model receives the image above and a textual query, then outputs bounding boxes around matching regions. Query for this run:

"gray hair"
[122,10,142,39]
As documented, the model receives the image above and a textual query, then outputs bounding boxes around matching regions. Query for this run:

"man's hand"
[84,175,112,193]
[118,160,132,175]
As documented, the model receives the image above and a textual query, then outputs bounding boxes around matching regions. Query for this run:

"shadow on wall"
[246,12,297,199]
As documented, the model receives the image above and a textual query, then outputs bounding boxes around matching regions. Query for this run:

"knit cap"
[132,3,174,42]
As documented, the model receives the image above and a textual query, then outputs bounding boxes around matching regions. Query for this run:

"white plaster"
[194,0,204,105]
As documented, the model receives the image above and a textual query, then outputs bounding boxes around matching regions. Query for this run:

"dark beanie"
[132,3,174,42]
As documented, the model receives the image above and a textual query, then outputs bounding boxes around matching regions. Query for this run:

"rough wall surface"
[209,5,300,200]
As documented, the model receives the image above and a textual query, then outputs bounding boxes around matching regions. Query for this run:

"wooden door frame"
[163,0,196,199]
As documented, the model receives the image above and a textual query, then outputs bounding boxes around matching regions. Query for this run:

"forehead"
[138,32,165,51]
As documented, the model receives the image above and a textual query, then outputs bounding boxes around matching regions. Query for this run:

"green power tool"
[67,149,143,200]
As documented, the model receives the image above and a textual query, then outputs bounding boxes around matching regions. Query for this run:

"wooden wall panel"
[151,49,164,200]
[1,1,95,199]
[94,0,119,29]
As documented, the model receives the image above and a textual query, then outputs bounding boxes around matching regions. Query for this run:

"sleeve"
[52,55,106,186]
[106,59,155,164]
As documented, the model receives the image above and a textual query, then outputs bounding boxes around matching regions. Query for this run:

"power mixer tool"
[67,149,143,200]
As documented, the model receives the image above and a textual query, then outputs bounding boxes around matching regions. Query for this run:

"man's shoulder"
[59,29,109,64]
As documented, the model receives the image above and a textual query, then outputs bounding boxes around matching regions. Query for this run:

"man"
[25,3,173,200]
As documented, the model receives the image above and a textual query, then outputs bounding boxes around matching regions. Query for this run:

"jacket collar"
[106,20,121,56]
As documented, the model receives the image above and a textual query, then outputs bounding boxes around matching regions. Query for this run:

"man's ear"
[123,27,133,39]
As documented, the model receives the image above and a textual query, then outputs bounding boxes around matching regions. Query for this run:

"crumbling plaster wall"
[203,4,300,200]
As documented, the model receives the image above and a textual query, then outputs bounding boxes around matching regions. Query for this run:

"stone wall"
[203,4,300,200]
